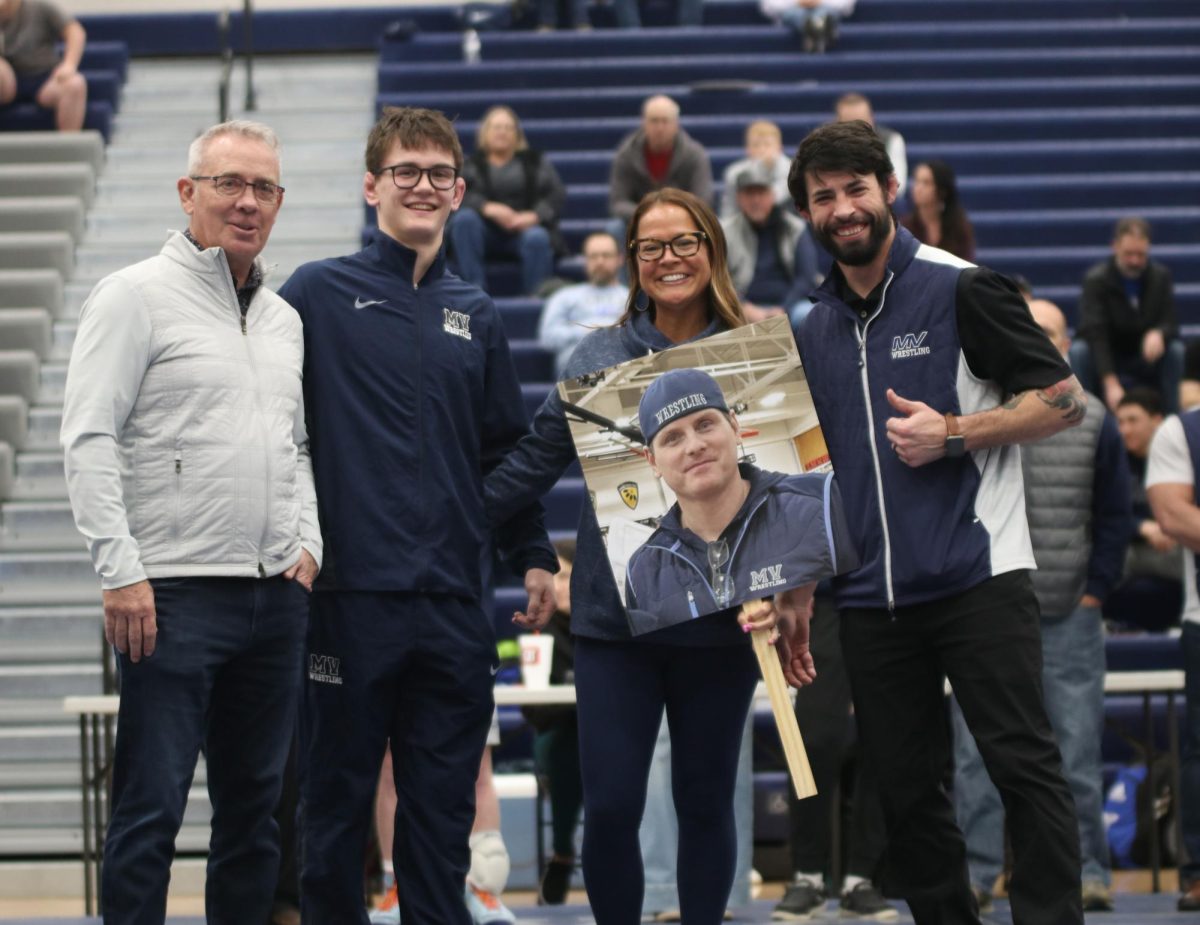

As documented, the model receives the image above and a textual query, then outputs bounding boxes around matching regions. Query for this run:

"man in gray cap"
[623,367,856,635]
[721,162,822,326]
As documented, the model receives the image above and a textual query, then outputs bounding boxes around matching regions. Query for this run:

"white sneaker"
[465,883,516,924]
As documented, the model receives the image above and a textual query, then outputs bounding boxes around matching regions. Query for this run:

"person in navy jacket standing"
[278,107,557,925]
[624,367,856,635]
[788,119,1088,925]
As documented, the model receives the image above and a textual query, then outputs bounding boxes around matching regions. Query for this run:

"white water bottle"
[463,28,481,64]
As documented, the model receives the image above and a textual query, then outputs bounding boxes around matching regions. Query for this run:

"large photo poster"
[559,316,857,635]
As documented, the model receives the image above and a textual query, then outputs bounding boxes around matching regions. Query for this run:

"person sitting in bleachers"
[834,92,907,196]
[1104,387,1184,632]
[1071,216,1184,414]
[720,162,821,324]
[719,120,791,220]
[607,95,712,245]
[537,231,626,377]
[449,105,566,296]
[537,0,590,30]
[901,159,975,262]
[0,0,86,132]
[759,0,854,53]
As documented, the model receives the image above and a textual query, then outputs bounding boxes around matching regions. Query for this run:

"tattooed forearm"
[1002,392,1024,410]
[1035,378,1087,424]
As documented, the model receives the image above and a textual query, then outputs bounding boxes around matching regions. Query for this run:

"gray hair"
[187,120,281,176]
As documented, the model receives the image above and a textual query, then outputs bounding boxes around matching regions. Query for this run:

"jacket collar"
[619,307,725,357]
[366,228,448,285]
[655,462,782,551]
[815,222,917,314]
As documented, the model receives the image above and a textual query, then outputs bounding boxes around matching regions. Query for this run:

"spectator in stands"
[789,118,1087,925]
[1072,216,1184,414]
[537,0,589,30]
[483,188,814,924]
[610,0,702,28]
[449,105,565,296]
[1105,387,1184,631]
[771,587,897,920]
[607,95,713,244]
[1182,341,1200,412]
[278,107,556,925]
[721,161,821,325]
[538,231,626,376]
[522,538,583,905]
[951,298,1130,915]
[901,160,975,262]
[0,0,86,132]
[759,0,853,53]
[1145,408,1200,912]
[835,92,907,196]
[719,120,791,219]
[60,120,320,923]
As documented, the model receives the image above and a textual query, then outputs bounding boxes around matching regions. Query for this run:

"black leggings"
[574,636,758,925]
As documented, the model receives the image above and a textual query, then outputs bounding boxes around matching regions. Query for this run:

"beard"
[811,207,893,267]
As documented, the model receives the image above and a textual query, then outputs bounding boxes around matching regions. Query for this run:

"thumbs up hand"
[884,388,950,468]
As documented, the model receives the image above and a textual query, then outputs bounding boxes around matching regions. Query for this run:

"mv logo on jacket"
[891,330,931,360]
[748,563,786,592]
[443,308,472,340]
[308,654,343,685]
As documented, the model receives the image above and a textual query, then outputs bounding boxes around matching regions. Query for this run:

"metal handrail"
[217,0,256,123]
[217,7,233,123]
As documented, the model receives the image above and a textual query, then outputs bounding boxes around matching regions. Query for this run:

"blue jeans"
[538,0,588,27]
[1181,622,1200,885]
[102,575,308,925]
[1068,337,1185,414]
[952,603,1110,890]
[778,3,836,34]
[611,0,702,27]
[640,709,755,915]
[447,208,554,296]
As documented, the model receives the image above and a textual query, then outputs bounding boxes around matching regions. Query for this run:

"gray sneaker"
[839,882,898,920]
[772,881,826,920]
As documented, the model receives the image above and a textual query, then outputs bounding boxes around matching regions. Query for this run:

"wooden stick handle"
[749,621,817,800]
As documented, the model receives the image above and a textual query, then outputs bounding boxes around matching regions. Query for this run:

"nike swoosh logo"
[354,297,387,309]
[490,664,501,676]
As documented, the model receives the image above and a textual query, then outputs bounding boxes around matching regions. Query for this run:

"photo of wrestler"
[558,316,859,635]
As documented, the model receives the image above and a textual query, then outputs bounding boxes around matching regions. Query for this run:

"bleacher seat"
[0,351,41,405]
[0,309,53,360]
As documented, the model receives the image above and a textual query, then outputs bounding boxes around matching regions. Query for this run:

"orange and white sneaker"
[368,883,400,925]
[464,883,516,924]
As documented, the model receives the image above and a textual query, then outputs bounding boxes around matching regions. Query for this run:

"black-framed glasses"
[190,175,284,204]
[378,163,459,190]
[707,538,735,608]
[630,231,708,262]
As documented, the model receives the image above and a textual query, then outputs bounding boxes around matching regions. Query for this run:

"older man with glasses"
[60,120,321,925]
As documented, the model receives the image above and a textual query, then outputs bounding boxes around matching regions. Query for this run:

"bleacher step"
[0,550,97,604]
[0,501,83,551]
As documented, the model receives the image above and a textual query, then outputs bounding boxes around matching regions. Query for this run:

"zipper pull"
[240,313,247,335]
[258,561,266,578]
[174,451,182,474]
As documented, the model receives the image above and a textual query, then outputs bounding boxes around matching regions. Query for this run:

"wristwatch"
[944,412,965,458]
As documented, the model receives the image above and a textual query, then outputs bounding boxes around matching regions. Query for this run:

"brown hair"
[616,188,745,331]
[476,105,529,155]
[788,119,893,211]
[365,106,463,175]
[1114,216,1151,243]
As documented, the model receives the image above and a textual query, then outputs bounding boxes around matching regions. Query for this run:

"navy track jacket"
[624,464,859,635]
[278,231,556,597]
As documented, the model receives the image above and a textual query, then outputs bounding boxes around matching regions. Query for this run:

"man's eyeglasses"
[630,231,708,262]
[190,175,284,204]
[707,538,735,608]
[378,163,459,191]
